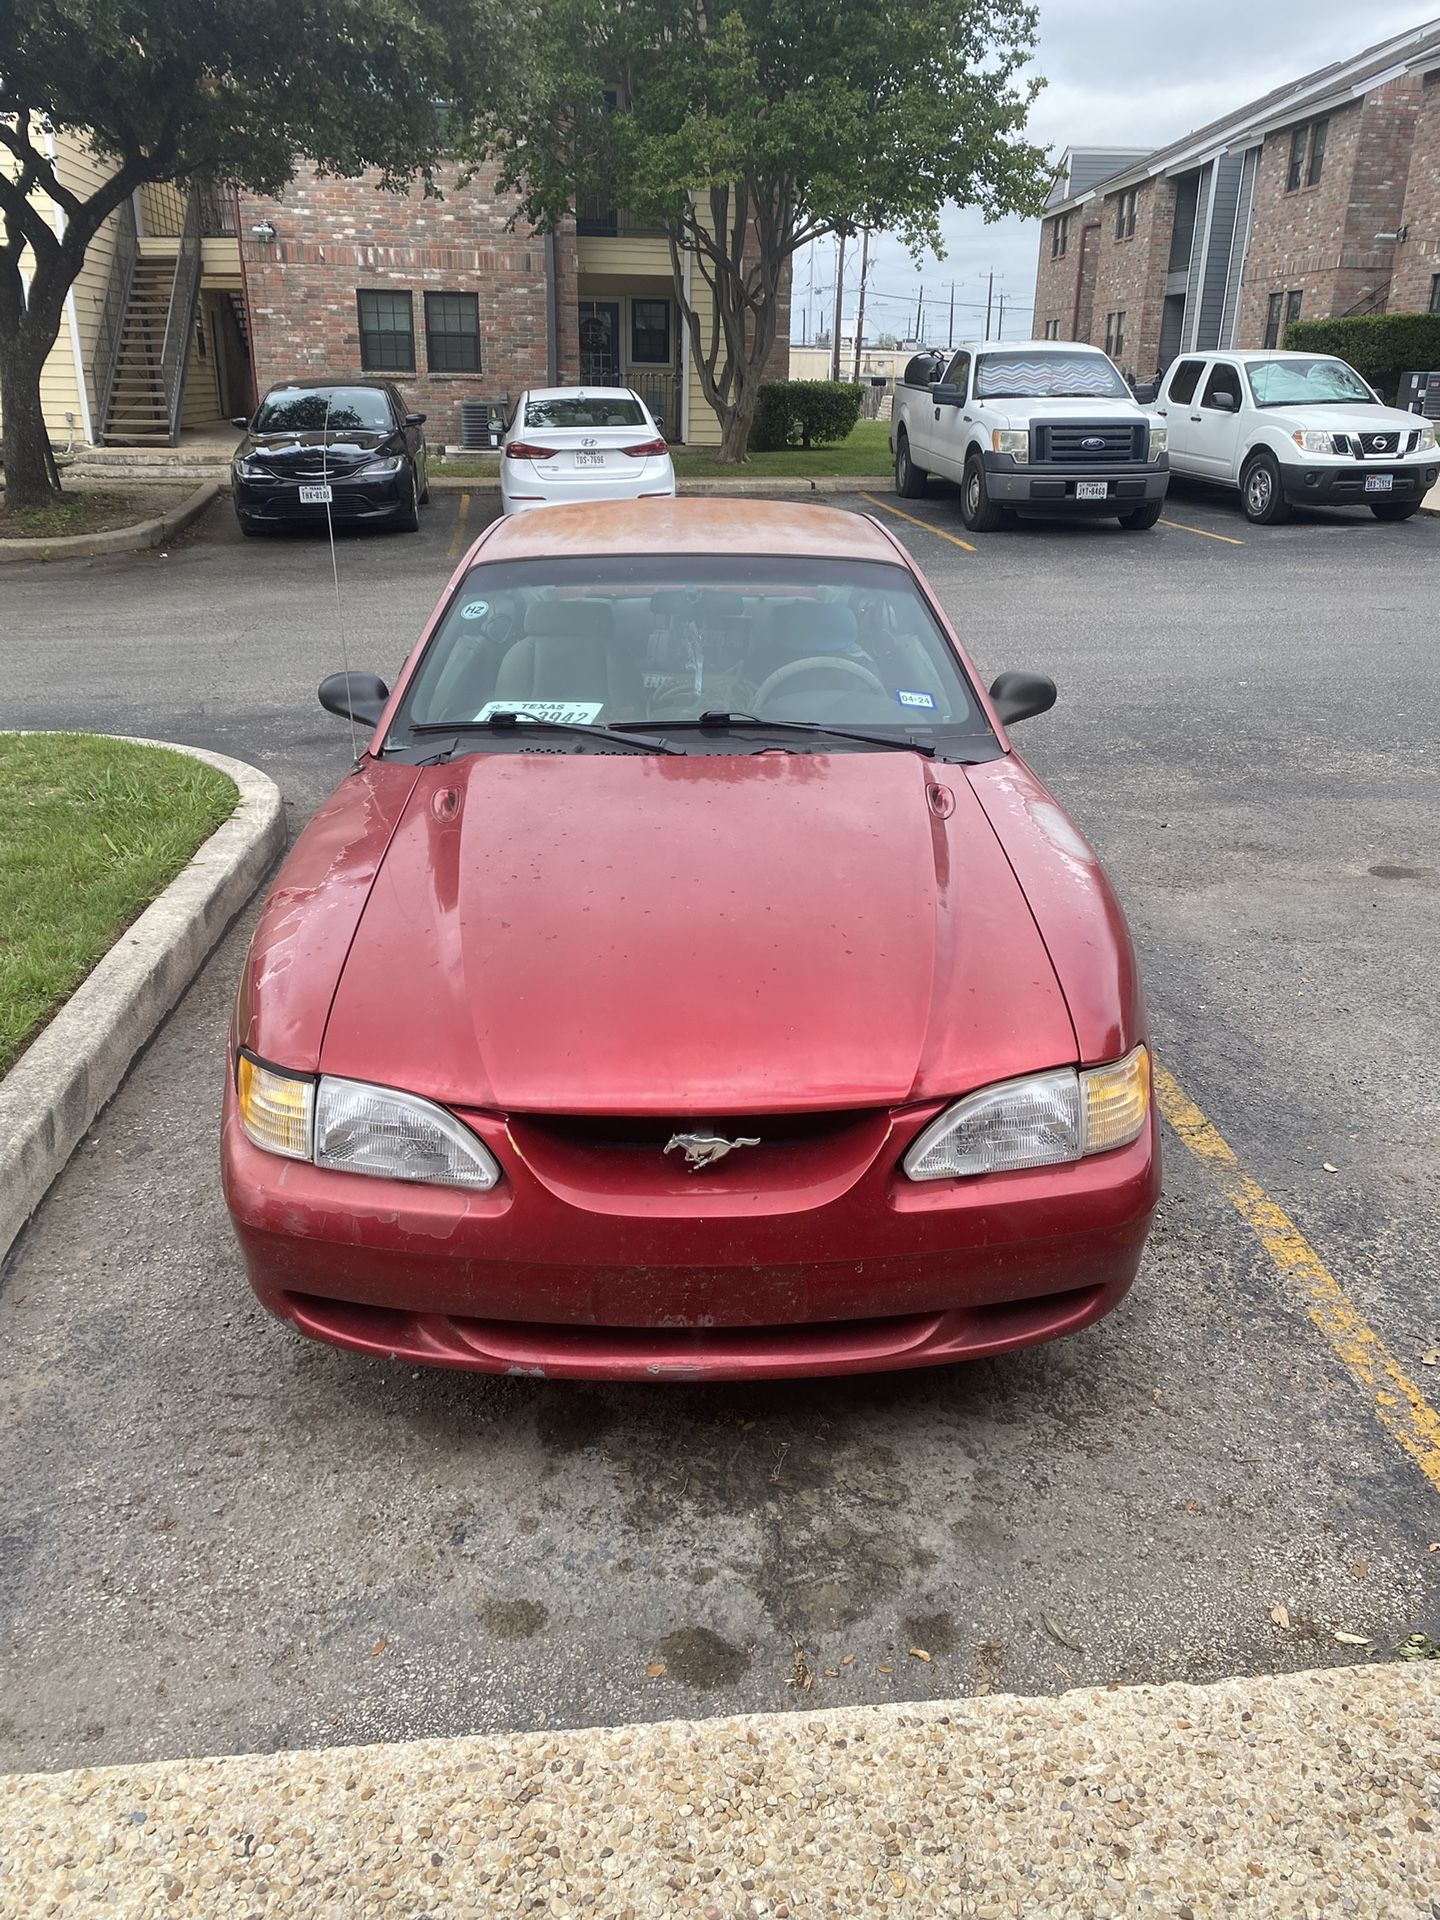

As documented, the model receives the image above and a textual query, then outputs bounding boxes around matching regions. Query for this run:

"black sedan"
[231,380,430,535]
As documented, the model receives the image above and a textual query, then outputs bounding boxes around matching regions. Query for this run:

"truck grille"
[1355,430,1412,457]
[1034,423,1146,464]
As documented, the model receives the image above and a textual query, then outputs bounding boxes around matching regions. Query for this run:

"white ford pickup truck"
[1156,349,1439,524]
[889,339,1169,532]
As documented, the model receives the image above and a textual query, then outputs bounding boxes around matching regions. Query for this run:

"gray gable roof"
[1045,16,1440,217]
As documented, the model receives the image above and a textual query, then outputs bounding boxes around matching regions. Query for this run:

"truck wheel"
[961,454,1006,533]
[894,432,927,499]
[1369,498,1421,521]
[1117,501,1163,529]
[1240,451,1290,524]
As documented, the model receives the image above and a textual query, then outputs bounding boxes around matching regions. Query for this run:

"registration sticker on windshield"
[895,689,937,710]
[475,699,604,725]
[460,600,490,620]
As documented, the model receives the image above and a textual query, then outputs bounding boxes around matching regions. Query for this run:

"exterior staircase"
[103,259,180,443]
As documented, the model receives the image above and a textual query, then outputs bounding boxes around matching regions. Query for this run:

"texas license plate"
[574,452,606,468]
[1075,480,1108,500]
[299,484,333,504]
[1364,474,1393,493]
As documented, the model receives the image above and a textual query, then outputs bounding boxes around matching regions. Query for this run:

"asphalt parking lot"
[1,479,1437,1774]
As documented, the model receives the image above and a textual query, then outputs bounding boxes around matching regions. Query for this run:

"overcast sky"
[793,0,1437,348]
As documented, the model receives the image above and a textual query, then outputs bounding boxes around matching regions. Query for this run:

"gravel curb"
[0,738,283,1261]
[0,481,221,565]
[4,1664,1437,1916]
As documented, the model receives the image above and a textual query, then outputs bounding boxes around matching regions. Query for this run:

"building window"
[424,292,480,373]
[1429,274,1440,314]
[630,298,672,365]
[1285,118,1328,192]
[357,290,415,373]
[1043,319,1061,339]
[1264,292,1284,349]
[1104,310,1126,360]
[1114,188,1138,240]
[1051,213,1070,259]
[1285,288,1303,331]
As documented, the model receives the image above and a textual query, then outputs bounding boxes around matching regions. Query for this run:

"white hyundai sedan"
[500,387,678,515]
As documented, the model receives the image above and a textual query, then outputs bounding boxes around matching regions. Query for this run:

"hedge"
[753,380,864,451]
[1283,312,1440,402]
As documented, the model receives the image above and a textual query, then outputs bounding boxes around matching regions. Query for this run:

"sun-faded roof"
[474,498,905,564]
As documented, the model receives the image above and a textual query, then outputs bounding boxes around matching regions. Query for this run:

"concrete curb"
[5,1664,1438,1917]
[0,738,284,1262]
[0,480,220,565]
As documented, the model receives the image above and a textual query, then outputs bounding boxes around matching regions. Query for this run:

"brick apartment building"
[1033,19,1440,380]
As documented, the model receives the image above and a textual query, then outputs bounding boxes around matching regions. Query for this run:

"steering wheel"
[753,655,889,707]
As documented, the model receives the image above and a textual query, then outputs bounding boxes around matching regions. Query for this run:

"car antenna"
[321,393,360,762]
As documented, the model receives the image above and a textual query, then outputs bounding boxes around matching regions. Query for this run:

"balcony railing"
[91,195,138,432]
[138,178,236,238]
[575,192,668,239]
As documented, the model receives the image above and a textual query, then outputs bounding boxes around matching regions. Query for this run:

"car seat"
[494,599,642,711]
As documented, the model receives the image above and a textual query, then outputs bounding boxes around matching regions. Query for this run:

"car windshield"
[393,555,993,754]
[1244,358,1375,407]
[252,388,393,433]
[973,351,1129,400]
[525,396,647,430]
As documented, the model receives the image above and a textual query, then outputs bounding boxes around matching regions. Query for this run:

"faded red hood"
[319,751,1077,1113]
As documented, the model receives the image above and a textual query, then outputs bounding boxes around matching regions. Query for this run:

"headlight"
[1291,430,1344,455]
[236,1055,500,1190]
[902,1046,1150,1181]
[991,428,1030,459]
[1148,425,1168,457]
[1416,424,1437,453]
[235,457,270,481]
[360,454,406,474]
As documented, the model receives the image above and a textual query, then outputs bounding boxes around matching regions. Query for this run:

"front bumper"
[233,469,411,526]
[1279,460,1438,505]
[221,1082,1160,1380]
[982,455,1169,511]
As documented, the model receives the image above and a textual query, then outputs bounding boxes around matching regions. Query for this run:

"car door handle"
[963,415,973,423]
[1155,407,1167,416]
[1190,414,1202,422]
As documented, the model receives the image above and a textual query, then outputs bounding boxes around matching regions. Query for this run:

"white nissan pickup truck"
[889,339,1169,532]
[1156,349,1439,524]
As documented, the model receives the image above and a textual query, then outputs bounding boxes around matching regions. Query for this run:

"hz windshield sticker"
[475,699,604,725]
[460,600,490,620]
[895,689,938,710]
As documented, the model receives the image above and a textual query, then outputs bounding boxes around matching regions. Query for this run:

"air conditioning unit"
[459,397,508,450]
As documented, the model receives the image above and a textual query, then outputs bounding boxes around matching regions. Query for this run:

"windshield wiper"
[408,714,681,754]
[608,711,937,758]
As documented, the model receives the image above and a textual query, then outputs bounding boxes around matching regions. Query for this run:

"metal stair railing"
[92,196,138,437]
[158,186,203,444]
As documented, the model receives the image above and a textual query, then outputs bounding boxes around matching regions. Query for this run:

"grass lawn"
[0,734,238,1075]
[0,486,188,541]
[433,417,894,482]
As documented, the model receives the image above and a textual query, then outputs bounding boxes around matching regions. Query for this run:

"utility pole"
[984,269,994,341]
[831,229,846,382]
[996,291,1005,340]
[914,283,924,341]
[948,281,955,345]
[851,229,870,382]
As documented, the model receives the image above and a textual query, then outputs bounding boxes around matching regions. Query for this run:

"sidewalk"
[6,1664,1437,1917]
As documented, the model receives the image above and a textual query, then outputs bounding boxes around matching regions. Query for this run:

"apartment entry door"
[579,302,622,386]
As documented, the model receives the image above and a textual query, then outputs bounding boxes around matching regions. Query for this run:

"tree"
[0,1,498,508]
[481,0,1049,460]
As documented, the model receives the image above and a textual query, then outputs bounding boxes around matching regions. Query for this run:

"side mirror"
[230,416,250,431]
[931,383,964,408]
[654,412,665,433]
[319,671,390,728]
[1211,391,1238,413]
[988,670,1057,727]
[405,411,427,427]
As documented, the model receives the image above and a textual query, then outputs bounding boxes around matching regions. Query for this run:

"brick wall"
[238,162,575,444]
[1032,211,1084,339]
[1090,178,1176,376]
[1237,81,1422,343]
[1391,71,1440,314]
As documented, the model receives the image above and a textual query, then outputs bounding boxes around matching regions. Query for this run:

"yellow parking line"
[446,491,473,562]
[1158,517,1244,546]
[1155,1062,1440,1496]
[860,494,977,553]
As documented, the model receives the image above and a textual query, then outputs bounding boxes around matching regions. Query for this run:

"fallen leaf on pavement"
[1394,1633,1440,1661]
[790,1648,813,1690]
[369,1637,388,1657]
[909,1647,931,1663]
[878,1664,893,1674]
[1322,1162,1337,1173]
[1333,1630,1370,1646]
[1422,1349,1440,1367]
[1040,1613,1083,1651]
[644,1661,666,1678]
[1350,1560,1367,1580]
[1270,1604,1291,1631]
[823,1667,839,1678]
[841,1652,856,1666]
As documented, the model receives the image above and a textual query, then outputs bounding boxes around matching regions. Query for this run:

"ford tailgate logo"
[1081,436,1105,450]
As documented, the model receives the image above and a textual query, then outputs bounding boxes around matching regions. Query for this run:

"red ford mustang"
[222,499,1158,1380]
